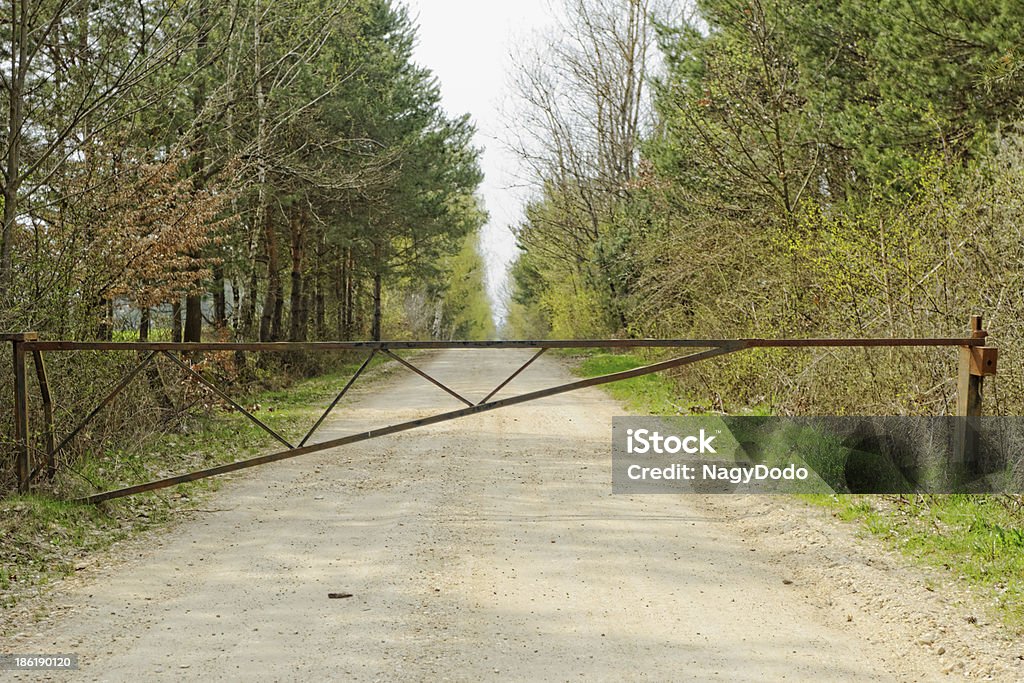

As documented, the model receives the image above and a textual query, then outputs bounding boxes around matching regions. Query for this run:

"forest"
[0,0,493,345]
[507,0,1024,416]
[0,0,496,492]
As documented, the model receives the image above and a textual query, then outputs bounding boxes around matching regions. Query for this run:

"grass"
[567,350,705,414]
[0,352,393,619]
[566,348,1024,633]
[808,493,1024,633]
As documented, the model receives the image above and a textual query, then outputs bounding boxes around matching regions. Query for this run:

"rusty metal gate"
[3,316,999,504]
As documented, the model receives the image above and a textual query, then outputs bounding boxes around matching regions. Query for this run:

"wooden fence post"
[954,316,998,472]
[4,333,37,493]
[957,316,985,418]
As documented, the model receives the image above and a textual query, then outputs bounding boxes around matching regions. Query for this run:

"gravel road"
[4,350,1022,681]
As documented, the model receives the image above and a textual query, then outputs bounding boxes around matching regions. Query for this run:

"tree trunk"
[333,246,345,339]
[184,294,202,342]
[259,210,280,342]
[171,300,182,343]
[341,247,352,337]
[230,279,241,331]
[372,269,382,341]
[352,278,362,337]
[288,207,307,341]
[185,5,210,346]
[139,306,150,341]
[271,288,284,341]
[212,263,227,331]
[0,5,27,300]
[241,257,258,339]
[314,232,326,339]
[97,297,112,340]
[315,280,325,340]
[0,182,19,301]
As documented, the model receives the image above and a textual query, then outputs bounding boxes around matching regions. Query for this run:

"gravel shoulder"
[2,349,1022,681]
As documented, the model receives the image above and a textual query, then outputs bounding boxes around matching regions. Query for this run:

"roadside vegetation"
[506,0,1024,417]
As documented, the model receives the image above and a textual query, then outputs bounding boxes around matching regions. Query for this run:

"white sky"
[403,0,553,327]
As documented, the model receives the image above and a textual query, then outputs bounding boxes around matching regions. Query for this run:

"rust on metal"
[299,350,376,447]
[380,349,475,408]
[479,348,548,405]
[21,337,986,352]
[11,336,30,492]
[31,350,56,479]
[2,326,996,504]
[79,345,744,504]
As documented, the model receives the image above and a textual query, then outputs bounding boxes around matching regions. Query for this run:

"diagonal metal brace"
[381,349,474,407]
[161,351,295,450]
[299,350,376,447]
[79,344,744,504]
[52,351,159,457]
[479,348,547,405]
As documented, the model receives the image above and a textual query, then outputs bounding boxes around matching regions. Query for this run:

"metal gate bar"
[380,349,475,407]
[50,351,159,458]
[299,350,376,447]
[3,321,1000,500]
[80,345,743,504]
[161,351,295,449]
[480,348,548,405]
[21,338,989,352]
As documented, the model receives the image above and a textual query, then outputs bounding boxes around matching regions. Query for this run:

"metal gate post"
[32,348,56,479]
[4,332,37,493]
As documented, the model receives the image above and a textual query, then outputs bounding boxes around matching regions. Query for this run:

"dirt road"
[4,350,1022,681]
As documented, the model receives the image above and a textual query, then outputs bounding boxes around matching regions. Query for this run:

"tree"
[508,0,680,334]
[0,0,210,305]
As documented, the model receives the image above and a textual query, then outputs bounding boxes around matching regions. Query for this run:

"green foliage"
[1,0,491,494]
[785,0,1024,184]
[436,232,496,340]
[512,0,1024,416]
[569,350,760,415]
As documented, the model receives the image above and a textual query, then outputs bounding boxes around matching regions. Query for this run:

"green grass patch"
[565,349,771,416]
[1,352,394,620]
[808,493,1024,633]
[568,351,702,414]
[62,353,391,497]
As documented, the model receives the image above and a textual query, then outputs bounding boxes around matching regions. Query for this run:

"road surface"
[5,350,1021,681]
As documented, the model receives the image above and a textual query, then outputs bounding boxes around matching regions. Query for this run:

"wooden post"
[956,315,985,418]
[3,333,37,493]
[954,316,998,476]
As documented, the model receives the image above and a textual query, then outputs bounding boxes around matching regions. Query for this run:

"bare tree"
[506,0,690,328]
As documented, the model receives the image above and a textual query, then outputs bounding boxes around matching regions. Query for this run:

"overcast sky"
[403,0,552,326]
